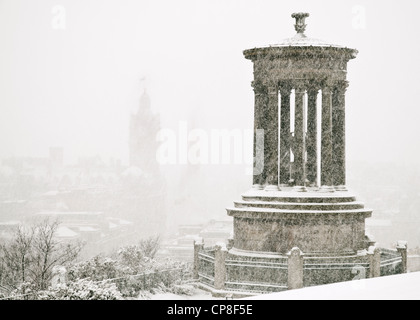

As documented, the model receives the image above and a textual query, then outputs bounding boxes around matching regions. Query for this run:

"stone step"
[226,206,373,219]
[233,200,365,211]
[242,194,357,204]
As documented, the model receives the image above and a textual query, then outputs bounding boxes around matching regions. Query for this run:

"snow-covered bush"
[64,237,192,299]
[38,279,122,300]
[117,245,145,273]
[170,284,195,296]
[67,254,130,282]
[117,235,160,272]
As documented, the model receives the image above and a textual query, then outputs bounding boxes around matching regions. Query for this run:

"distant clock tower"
[129,87,160,173]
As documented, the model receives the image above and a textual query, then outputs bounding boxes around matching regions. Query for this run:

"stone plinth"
[227,188,372,255]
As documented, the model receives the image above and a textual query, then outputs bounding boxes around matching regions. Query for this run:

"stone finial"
[396,240,408,273]
[396,240,408,250]
[291,12,309,34]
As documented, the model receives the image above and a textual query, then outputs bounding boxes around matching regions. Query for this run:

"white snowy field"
[146,272,420,300]
[246,272,420,300]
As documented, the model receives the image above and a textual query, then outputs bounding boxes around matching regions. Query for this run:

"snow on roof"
[78,226,99,232]
[270,33,344,48]
[1,200,26,204]
[108,222,118,229]
[245,272,420,300]
[55,226,79,238]
[106,218,133,226]
[118,219,132,225]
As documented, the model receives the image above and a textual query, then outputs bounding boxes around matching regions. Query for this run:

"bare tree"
[0,225,34,292]
[138,235,160,259]
[0,218,84,295]
[30,219,83,290]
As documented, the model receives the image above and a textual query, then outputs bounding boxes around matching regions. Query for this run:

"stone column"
[264,85,280,191]
[193,238,204,280]
[287,247,304,289]
[332,81,348,190]
[293,83,307,191]
[279,83,292,186]
[367,245,381,278]
[214,243,228,290]
[396,241,408,273]
[251,81,267,189]
[306,86,318,187]
[320,84,334,192]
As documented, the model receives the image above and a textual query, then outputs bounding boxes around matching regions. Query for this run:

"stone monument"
[195,13,406,296]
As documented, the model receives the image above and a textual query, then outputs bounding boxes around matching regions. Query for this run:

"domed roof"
[271,32,344,48]
[243,12,357,60]
[270,12,345,48]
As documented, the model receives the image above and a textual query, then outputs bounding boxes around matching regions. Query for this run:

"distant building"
[30,211,136,257]
[0,221,20,242]
[129,89,160,173]
[158,219,233,262]
[0,86,168,257]
[126,87,167,236]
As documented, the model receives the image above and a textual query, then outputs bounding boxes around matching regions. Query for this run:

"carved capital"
[279,81,292,95]
[306,81,320,95]
[334,80,349,95]
[292,80,307,93]
[320,78,334,94]
[251,80,267,95]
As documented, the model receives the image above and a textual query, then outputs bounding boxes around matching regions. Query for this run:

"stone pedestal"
[228,188,371,255]
[214,243,228,290]
[287,247,304,289]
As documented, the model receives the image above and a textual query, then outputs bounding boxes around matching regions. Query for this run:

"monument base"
[195,188,406,296]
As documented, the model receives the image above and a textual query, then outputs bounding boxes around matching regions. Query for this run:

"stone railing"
[194,239,408,295]
[194,242,216,287]
[224,254,289,293]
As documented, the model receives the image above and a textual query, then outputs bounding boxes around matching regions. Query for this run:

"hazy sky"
[0,0,419,166]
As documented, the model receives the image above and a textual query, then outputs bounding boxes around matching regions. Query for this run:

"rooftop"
[244,12,358,59]
[271,12,345,48]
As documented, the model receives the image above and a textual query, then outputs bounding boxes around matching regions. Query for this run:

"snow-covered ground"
[147,272,420,300]
[246,272,420,300]
[149,287,220,300]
